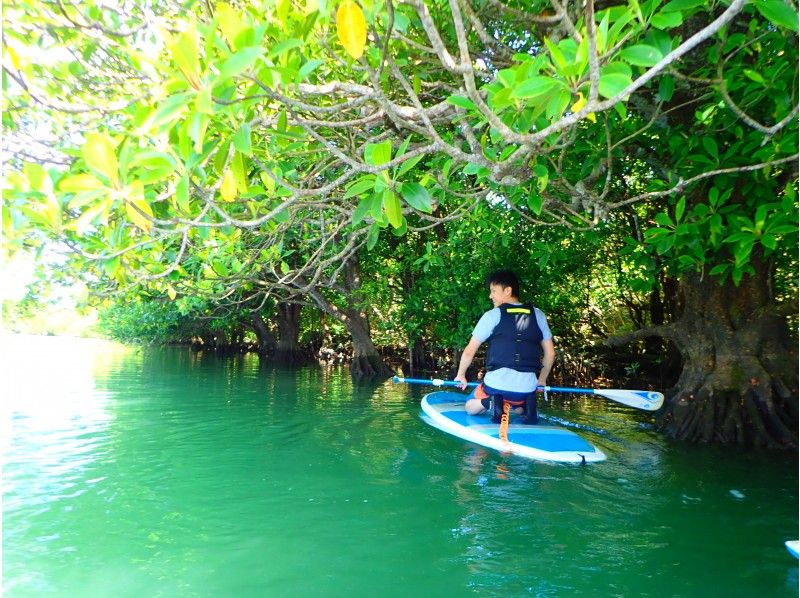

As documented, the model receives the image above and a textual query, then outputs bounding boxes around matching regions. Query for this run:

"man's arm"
[454,336,482,389]
[538,338,555,386]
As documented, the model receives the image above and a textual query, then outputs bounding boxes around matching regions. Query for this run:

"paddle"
[392,376,664,411]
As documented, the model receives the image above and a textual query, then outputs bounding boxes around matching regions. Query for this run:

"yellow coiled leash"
[499,401,511,444]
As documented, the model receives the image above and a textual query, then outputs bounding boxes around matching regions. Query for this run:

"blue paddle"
[392,376,664,411]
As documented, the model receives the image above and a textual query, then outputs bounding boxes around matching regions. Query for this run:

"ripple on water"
[2,338,798,597]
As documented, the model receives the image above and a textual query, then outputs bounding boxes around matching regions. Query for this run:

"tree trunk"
[402,270,429,376]
[610,257,798,448]
[305,255,392,378]
[275,303,307,365]
[409,337,428,376]
[249,314,276,356]
[346,305,393,377]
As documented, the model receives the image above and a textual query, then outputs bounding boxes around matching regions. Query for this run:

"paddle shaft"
[392,377,663,411]
[394,377,612,394]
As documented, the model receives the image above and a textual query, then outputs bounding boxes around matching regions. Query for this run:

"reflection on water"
[2,335,798,597]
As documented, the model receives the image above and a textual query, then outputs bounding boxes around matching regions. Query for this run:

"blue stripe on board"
[437,406,596,452]
[503,431,594,452]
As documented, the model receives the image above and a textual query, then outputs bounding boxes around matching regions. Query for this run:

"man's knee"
[465,398,487,415]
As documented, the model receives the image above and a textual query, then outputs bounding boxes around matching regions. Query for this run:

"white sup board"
[786,540,799,559]
[421,391,606,463]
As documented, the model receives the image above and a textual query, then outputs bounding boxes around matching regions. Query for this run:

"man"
[454,270,555,424]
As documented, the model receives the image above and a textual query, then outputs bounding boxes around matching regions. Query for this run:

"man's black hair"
[486,270,520,298]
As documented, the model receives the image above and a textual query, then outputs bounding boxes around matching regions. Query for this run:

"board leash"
[499,401,511,445]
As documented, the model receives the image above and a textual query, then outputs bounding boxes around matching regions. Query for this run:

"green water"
[2,335,798,597]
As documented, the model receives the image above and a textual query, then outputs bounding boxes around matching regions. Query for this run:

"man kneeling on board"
[454,270,555,425]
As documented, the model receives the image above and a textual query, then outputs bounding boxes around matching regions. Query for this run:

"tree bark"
[608,256,798,448]
[275,303,308,365]
[305,255,392,378]
[249,313,276,356]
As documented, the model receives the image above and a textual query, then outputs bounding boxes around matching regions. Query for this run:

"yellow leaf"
[336,0,367,60]
[260,171,276,194]
[83,133,119,187]
[167,285,177,300]
[571,93,596,122]
[220,169,237,201]
[125,181,153,233]
[5,45,22,70]
[571,93,587,113]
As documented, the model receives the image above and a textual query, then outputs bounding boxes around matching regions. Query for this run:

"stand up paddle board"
[786,540,799,559]
[421,391,606,463]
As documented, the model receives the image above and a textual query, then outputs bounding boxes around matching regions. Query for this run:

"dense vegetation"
[3,0,797,447]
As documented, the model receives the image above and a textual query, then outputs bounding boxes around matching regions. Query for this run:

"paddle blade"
[596,388,664,411]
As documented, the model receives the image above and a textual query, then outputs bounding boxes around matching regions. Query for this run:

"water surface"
[3,335,797,596]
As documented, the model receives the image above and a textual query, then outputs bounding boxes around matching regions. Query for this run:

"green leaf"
[297,59,324,82]
[212,258,229,277]
[661,0,707,12]
[391,216,408,236]
[702,137,718,160]
[527,192,543,215]
[217,47,263,81]
[233,124,252,156]
[352,195,373,225]
[543,38,566,70]
[709,264,730,277]
[546,89,571,120]
[172,25,201,87]
[767,224,799,235]
[620,44,663,67]
[599,68,633,99]
[396,154,424,178]
[137,92,193,134]
[446,95,477,110]
[196,86,214,114]
[395,136,411,159]
[596,10,610,53]
[176,175,190,212]
[760,234,778,250]
[82,132,119,186]
[511,76,561,99]
[658,75,675,101]
[654,212,673,227]
[675,196,686,222]
[400,182,433,213]
[188,112,209,154]
[267,38,304,59]
[463,162,490,178]
[369,192,384,222]
[383,189,403,228]
[59,173,107,193]
[724,231,755,244]
[743,69,766,85]
[734,243,753,267]
[231,151,248,194]
[344,175,376,198]
[364,140,392,166]
[489,87,514,112]
[366,223,380,250]
[650,9,683,29]
[754,0,799,31]
[216,4,250,50]
[124,180,153,233]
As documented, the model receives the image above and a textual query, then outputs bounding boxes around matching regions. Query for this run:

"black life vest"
[485,303,543,373]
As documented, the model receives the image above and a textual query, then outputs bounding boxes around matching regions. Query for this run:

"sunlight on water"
[3,335,798,597]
